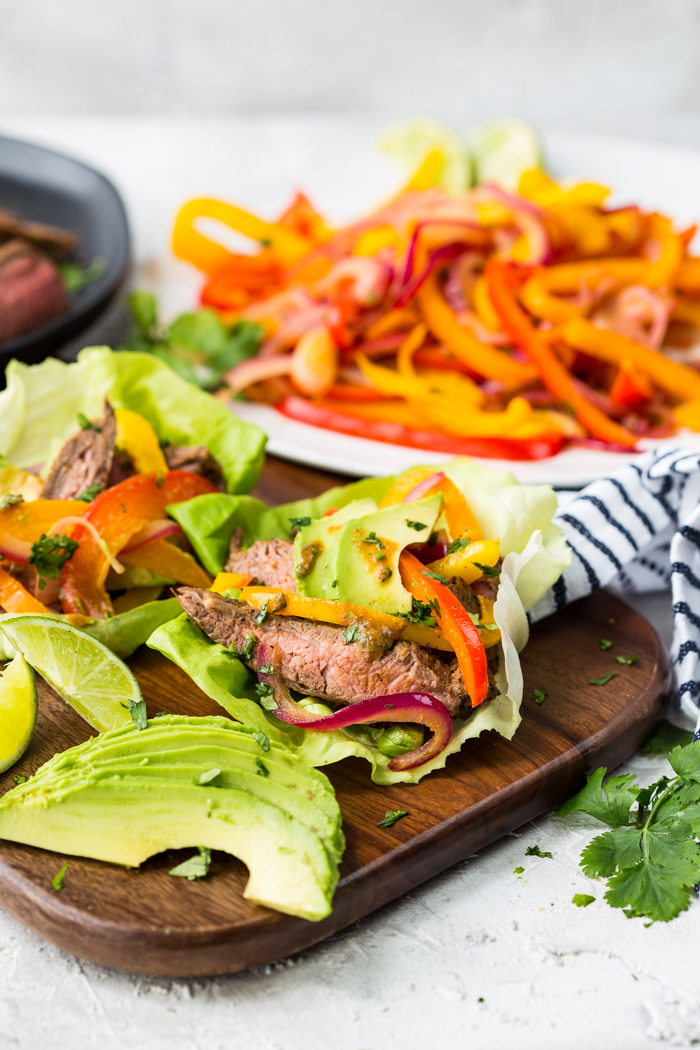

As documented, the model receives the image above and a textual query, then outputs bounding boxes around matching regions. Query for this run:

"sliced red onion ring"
[0,531,31,564]
[402,219,485,286]
[403,471,445,503]
[394,244,465,309]
[314,256,392,307]
[255,643,452,771]
[224,354,292,393]
[121,519,183,554]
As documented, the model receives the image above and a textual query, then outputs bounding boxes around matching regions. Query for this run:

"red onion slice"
[121,519,183,554]
[0,531,31,564]
[403,471,445,503]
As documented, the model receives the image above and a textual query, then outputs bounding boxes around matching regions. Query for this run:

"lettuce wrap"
[0,346,266,493]
[149,458,572,784]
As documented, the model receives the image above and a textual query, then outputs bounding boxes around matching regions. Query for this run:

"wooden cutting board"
[0,457,671,978]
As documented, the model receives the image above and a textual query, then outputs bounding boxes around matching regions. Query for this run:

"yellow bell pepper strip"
[404,149,446,191]
[172,199,312,275]
[120,540,212,589]
[519,169,611,209]
[426,539,500,584]
[403,473,483,542]
[352,225,400,257]
[675,257,700,294]
[417,395,555,439]
[673,401,700,431]
[418,272,538,388]
[210,572,253,593]
[644,214,683,288]
[477,596,501,650]
[396,323,428,376]
[563,317,700,402]
[520,270,587,324]
[399,550,488,705]
[472,275,502,332]
[356,350,484,406]
[672,297,700,328]
[0,566,47,613]
[114,410,168,475]
[486,259,638,448]
[0,500,88,544]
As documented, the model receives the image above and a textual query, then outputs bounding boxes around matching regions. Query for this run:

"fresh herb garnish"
[513,866,524,875]
[77,412,101,432]
[77,482,102,503]
[255,757,269,777]
[128,698,148,731]
[343,624,359,645]
[155,471,165,489]
[616,654,639,666]
[51,863,69,892]
[447,536,471,554]
[362,531,384,549]
[13,774,26,785]
[397,597,440,626]
[589,672,617,686]
[600,639,614,651]
[406,520,428,531]
[289,516,311,530]
[255,600,271,626]
[60,257,104,296]
[331,579,338,588]
[474,562,499,578]
[559,741,700,922]
[641,721,694,755]
[572,894,595,908]
[377,810,409,828]
[0,493,23,510]
[385,703,395,708]
[258,662,275,675]
[525,845,553,859]
[422,569,447,584]
[169,846,211,881]
[466,611,498,631]
[531,688,547,705]
[28,533,79,587]
[195,767,222,786]
[255,683,279,711]
[231,635,255,660]
[253,730,270,752]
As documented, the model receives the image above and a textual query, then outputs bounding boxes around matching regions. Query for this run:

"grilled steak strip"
[0,241,70,344]
[42,402,117,500]
[178,587,500,716]
[225,534,297,590]
[164,445,224,489]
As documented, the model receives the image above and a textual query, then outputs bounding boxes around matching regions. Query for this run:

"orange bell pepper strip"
[277,191,333,245]
[413,475,482,543]
[60,471,218,619]
[210,572,253,593]
[563,317,700,402]
[609,358,655,409]
[0,500,88,544]
[172,199,312,276]
[418,272,538,388]
[120,540,213,589]
[426,539,500,584]
[0,567,47,613]
[675,257,700,295]
[644,214,683,288]
[486,259,638,448]
[672,296,700,328]
[399,550,488,705]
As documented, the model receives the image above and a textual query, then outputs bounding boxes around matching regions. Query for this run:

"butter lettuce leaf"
[84,598,182,660]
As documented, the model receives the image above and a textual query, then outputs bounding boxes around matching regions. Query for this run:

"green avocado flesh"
[0,715,344,921]
[295,495,443,614]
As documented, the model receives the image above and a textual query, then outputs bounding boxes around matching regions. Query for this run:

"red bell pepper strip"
[277,395,564,461]
[485,259,638,448]
[399,550,489,706]
[60,471,218,619]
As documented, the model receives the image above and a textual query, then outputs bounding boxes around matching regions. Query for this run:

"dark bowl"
[0,134,130,370]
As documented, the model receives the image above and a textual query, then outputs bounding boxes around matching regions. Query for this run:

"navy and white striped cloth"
[529,447,700,736]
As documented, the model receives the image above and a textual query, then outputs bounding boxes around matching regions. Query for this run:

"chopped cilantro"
[76,482,102,503]
[377,810,409,828]
[474,562,499,578]
[153,711,171,718]
[155,471,165,488]
[532,688,547,705]
[362,531,383,549]
[128,698,148,731]
[600,639,614,651]
[422,569,447,584]
[169,846,211,881]
[558,742,700,922]
[447,536,471,554]
[385,703,395,708]
[255,682,279,711]
[406,520,428,531]
[289,516,311,530]
[231,635,255,661]
[51,863,69,891]
[255,757,269,777]
[0,493,23,510]
[255,600,270,626]
[253,730,270,752]
[616,653,639,666]
[28,533,79,587]
[466,611,499,631]
[343,624,359,644]
[258,662,275,675]
[513,866,524,874]
[589,672,617,686]
[77,412,101,432]
[195,767,221,785]
[13,774,26,785]
[572,894,595,908]
[331,579,338,588]
[525,845,553,858]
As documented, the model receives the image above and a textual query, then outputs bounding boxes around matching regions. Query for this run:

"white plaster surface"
[0,116,698,1047]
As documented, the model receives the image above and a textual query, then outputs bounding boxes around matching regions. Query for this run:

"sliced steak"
[0,209,77,258]
[178,587,499,716]
[0,241,70,344]
[165,445,224,490]
[42,402,117,501]
[445,576,480,617]
[225,533,297,590]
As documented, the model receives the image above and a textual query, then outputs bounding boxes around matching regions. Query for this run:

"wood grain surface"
[0,456,671,977]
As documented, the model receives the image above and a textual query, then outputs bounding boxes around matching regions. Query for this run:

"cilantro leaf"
[473,562,499,578]
[525,845,553,858]
[589,672,617,686]
[558,768,639,827]
[231,635,255,661]
[253,730,270,752]
[447,536,471,554]
[28,533,79,585]
[422,569,447,584]
[377,810,409,828]
[406,520,428,531]
[532,688,547,705]
[76,482,102,503]
[289,516,311,530]
[641,721,694,755]
[195,767,221,786]
[667,741,700,781]
[599,639,614,650]
[513,866,524,874]
[616,653,639,666]
[169,846,211,881]
[572,893,595,907]
[12,774,26,785]
[77,412,101,432]
[343,624,359,644]
[0,493,23,509]
[255,599,270,626]
[255,757,269,777]
[51,862,69,892]
[128,698,148,732]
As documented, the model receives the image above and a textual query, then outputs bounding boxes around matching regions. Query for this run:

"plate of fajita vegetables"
[140,118,700,486]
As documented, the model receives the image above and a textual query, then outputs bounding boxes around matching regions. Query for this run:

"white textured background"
[0,0,699,146]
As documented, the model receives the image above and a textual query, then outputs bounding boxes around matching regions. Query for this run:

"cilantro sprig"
[559,742,700,922]
[28,533,79,588]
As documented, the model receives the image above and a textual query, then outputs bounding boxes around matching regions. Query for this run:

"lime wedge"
[0,654,37,773]
[379,117,473,195]
[465,118,542,190]
[0,616,138,733]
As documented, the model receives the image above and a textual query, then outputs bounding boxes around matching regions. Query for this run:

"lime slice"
[379,117,473,195]
[465,118,542,190]
[0,616,138,733]
[0,654,37,773]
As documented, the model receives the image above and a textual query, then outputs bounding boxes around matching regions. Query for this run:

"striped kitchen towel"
[529,447,700,733]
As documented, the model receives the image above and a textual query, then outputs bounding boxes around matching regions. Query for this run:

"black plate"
[0,134,131,370]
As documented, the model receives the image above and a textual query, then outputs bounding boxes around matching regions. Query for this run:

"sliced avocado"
[0,716,343,922]
[332,495,443,614]
[294,498,378,600]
